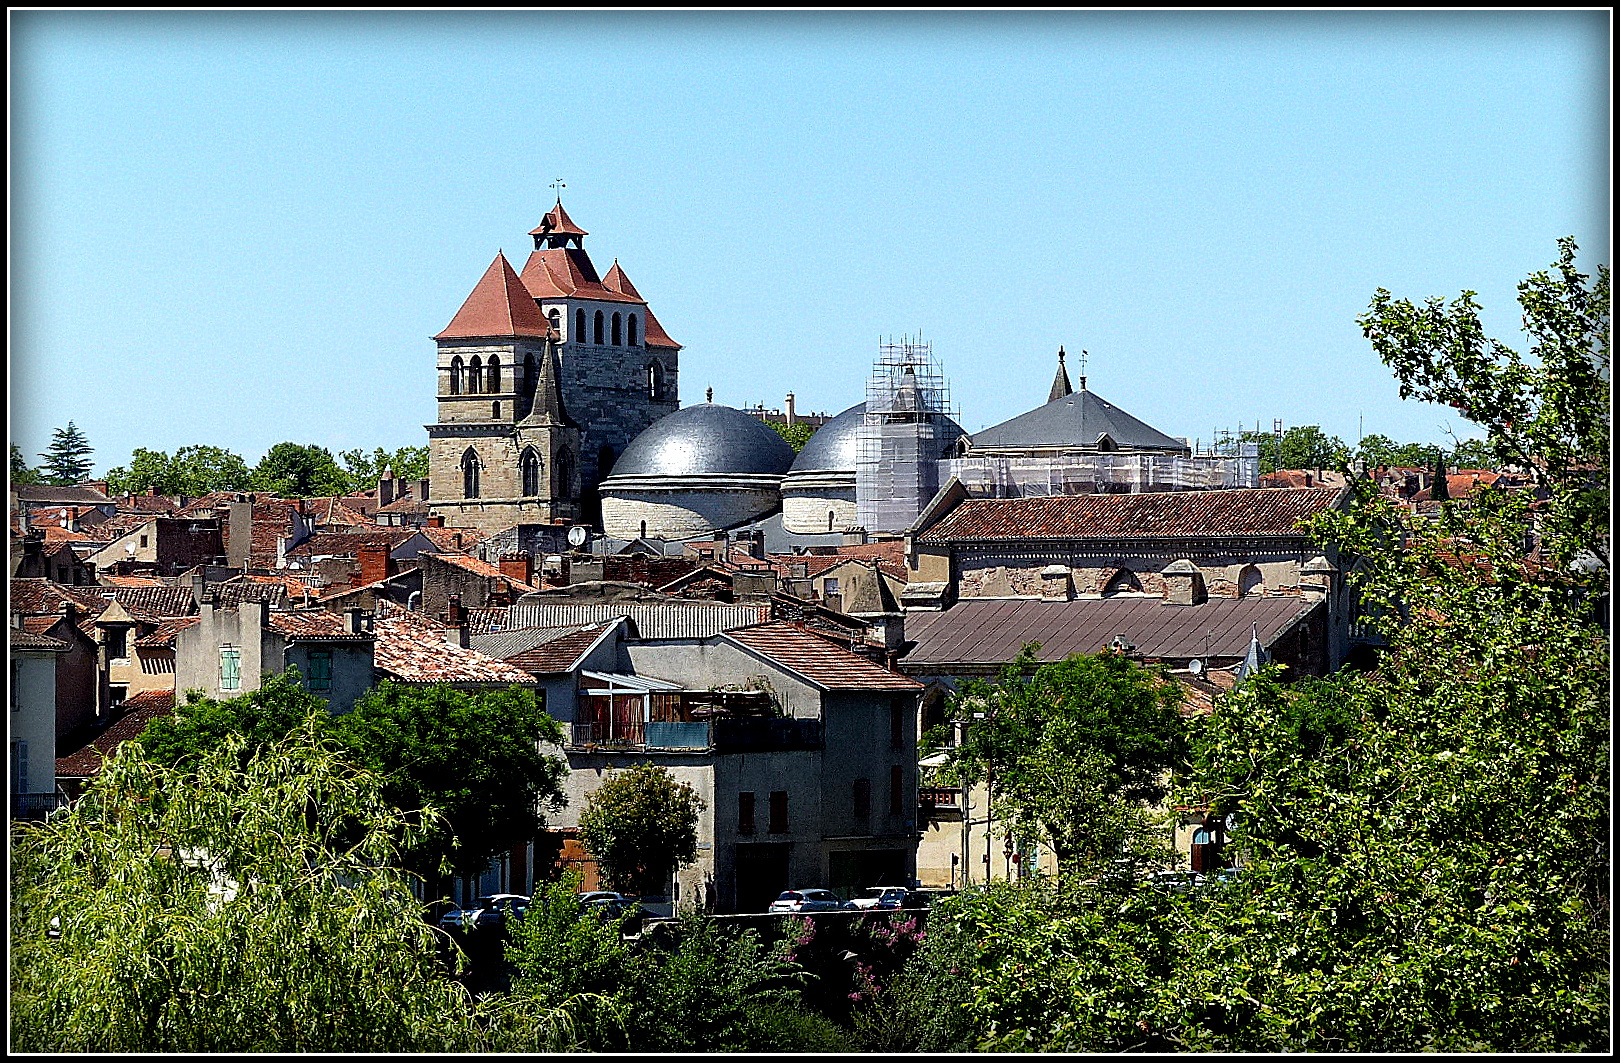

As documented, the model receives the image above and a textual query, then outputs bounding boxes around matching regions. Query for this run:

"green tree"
[1430,445,1449,499]
[1446,436,1495,470]
[1242,424,1349,475]
[37,422,94,485]
[11,713,501,1051]
[941,648,1187,880]
[331,681,568,883]
[10,442,44,485]
[578,763,704,897]
[105,445,254,497]
[339,444,431,492]
[766,420,815,452]
[250,441,350,498]
[1355,432,1444,469]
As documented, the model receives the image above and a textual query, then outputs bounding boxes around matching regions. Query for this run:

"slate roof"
[373,616,536,685]
[919,487,1346,542]
[901,596,1318,672]
[55,690,175,777]
[724,622,922,691]
[969,385,1189,453]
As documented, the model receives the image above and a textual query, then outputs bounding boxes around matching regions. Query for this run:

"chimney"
[499,551,534,587]
[378,476,395,509]
[1300,555,1338,603]
[416,478,430,503]
[785,392,797,426]
[346,606,365,634]
[357,542,392,587]
[226,500,253,569]
[447,593,464,627]
[427,514,445,528]
[1039,564,1074,601]
[1161,559,1207,606]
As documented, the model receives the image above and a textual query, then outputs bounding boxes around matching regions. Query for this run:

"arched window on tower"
[487,356,500,393]
[468,357,483,394]
[521,448,542,497]
[449,356,464,395]
[593,311,605,345]
[627,314,639,346]
[557,449,576,497]
[1239,565,1266,597]
[461,449,482,499]
[548,309,561,337]
[611,312,622,346]
[647,359,666,401]
[575,309,586,342]
[525,353,539,408]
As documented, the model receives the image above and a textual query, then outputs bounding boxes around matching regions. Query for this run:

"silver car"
[767,888,842,913]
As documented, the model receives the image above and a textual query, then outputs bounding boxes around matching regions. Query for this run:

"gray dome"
[608,403,796,479]
[789,403,866,474]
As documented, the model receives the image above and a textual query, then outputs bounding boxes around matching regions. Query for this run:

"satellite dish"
[567,526,589,548]
[1189,659,1204,676]
[125,542,137,556]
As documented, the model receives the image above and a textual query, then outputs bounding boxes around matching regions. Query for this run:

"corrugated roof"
[724,622,921,691]
[902,596,1317,671]
[506,601,767,640]
[920,487,1345,542]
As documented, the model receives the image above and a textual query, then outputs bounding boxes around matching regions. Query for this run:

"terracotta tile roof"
[641,306,680,350]
[302,496,376,528]
[419,525,484,553]
[919,487,1346,543]
[286,529,419,557]
[109,586,198,622]
[80,512,152,543]
[435,252,555,340]
[113,493,186,514]
[55,690,175,778]
[429,551,539,592]
[724,622,921,691]
[9,578,111,618]
[464,605,510,633]
[266,610,374,641]
[519,246,643,305]
[902,596,1316,671]
[41,526,95,543]
[601,260,642,299]
[10,627,70,651]
[212,580,290,609]
[14,484,111,505]
[20,615,67,636]
[100,574,166,587]
[499,622,618,675]
[373,616,536,685]
[135,615,200,648]
[530,200,588,239]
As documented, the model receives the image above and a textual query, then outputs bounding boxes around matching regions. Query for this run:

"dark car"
[438,893,530,933]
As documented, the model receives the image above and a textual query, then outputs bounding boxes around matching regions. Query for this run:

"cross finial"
[1057,345,1066,364]
[1079,348,1089,390]
[706,386,714,403]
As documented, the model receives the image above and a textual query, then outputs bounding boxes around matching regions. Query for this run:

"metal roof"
[969,385,1188,453]
[902,595,1317,672]
[605,403,796,479]
[788,402,865,474]
[506,600,767,640]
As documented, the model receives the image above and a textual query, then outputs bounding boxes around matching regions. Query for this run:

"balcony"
[567,717,824,754]
[11,792,68,821]
[918,786,962,818]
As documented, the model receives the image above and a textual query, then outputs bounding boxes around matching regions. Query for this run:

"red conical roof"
[433,253,553,341]
[520,247,643,304]
[528,199,589,241]
[602,260,643,300]
[642,306,681,351]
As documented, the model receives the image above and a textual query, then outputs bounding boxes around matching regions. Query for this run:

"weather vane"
[550,178,566,197]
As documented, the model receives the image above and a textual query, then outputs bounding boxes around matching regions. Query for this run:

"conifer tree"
[38,422,94,485]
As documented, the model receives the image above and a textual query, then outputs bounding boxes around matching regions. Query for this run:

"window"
[468,357,483,394]
[593,310,605,345]
[768,790,789,833]
[557,450,575,495]
[548,309,561,337]
[308,650,332,692]
[521,449,542,497]
[109,686,127,710]
[575,309,586,342]
[853,778,871,821]
[139,535,149,549]
[492,402,501,419]
[738,791,756,835]
[889,765,904,815]
[450,356,464,395]
[462,450,482,499]
[1239,565,1265,597]
[220,645,241,691]
[647,359,666,400]
[1102,569,1143,597]
[487,356,500,393]
[822,577,839,601]
[105,626,128,660]
[611,312,622,345]
[828,511,836,531]
[627,314,638,346]
[889,699,904,749]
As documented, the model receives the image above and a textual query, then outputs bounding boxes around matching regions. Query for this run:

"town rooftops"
[373,615,537,685]
[134,615,201,648]
[919,486,1346,543]
[724,622,922,692]
[487,621,622,675]
[265,610,376,642]
[10,627,70,652]
[56,690,176,779]
[901,595,1317,675]
[506,600,768,640]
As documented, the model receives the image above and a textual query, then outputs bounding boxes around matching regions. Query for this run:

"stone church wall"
[955,545,1307,600]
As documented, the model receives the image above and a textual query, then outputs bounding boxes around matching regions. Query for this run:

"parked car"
[578,891,648,924]
[768,889,842,913]
[1148,871,1202,894]
[438,893,530,933]
[1200,867,1241,890]
[844,886,909,910]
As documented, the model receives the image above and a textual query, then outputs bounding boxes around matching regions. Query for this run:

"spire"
[529,198,589,250]
[524,336,578,428]
[433,252,552,340]
[602,259,643,299]
[1048,346,1074,403]
[1234,624,1270,686]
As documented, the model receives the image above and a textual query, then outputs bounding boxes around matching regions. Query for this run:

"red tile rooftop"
[920,487,1345,542]
[725,622,921,691]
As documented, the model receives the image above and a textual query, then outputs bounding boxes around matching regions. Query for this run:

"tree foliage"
[765,420,815,452]
[37,421,94,484]
[11,713,491,1051]
[249,441,351,498]
[1241,423,1349,475]
[940,648,1187,879]
[105,445,253,497]
[339,444,430,490]
[577,763,705,896]
[10,442,45,485]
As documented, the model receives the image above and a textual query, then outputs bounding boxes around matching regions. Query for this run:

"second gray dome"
[608,403,797,479]
[789,402,866,474]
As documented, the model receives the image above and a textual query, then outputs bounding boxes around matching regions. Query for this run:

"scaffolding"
[855,336,965,533]
[946,449,1259,498]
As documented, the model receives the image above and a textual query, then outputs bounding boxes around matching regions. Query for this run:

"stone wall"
[600,481,783,541]
[955,545,1308,601]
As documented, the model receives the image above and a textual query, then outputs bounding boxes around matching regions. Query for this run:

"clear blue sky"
[10,10,1609,477]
